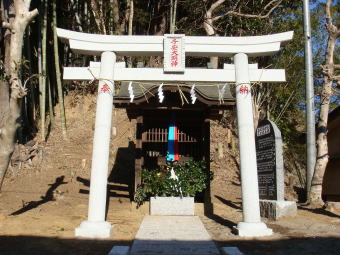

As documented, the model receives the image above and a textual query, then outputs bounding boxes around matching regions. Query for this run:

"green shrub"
[134,160,212,206]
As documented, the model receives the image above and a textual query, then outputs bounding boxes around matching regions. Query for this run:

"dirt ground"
[0,94,340,255]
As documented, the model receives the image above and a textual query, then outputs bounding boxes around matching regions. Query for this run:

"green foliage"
[134,160,212,206]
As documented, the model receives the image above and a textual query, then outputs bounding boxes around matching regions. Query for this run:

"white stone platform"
[129,216,220,255]
[150,197,194,216]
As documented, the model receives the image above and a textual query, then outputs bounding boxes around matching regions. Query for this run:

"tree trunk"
[252,99,261,130]
[53,0,67,140]
[203,2,219,68]
[309,0,339,208]
[309,79,332,207]
[149,6,166,67]
[0,1,12,128]
[128,0,133,36]
[91,0,106,34]
[0,0,38,191]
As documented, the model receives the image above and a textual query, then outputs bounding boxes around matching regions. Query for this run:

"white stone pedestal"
[260,200,297,220]
[150,197,194,216]
[234,222,273,237]
[75,220,112,238]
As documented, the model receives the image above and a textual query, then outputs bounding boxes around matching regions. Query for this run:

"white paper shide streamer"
[190,84,197,104]
[128,81,134,102]
[158,83,164,103]
[219,84,227,101]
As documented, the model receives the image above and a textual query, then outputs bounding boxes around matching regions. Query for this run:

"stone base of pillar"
[234,222,272,237]
[260,200,297,220]
[75,220,112,238]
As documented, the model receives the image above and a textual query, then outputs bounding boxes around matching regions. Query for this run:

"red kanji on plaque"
[170,39,179,67]
[100,83,110,94]
[239,85,249,95]
[164,34,185,73]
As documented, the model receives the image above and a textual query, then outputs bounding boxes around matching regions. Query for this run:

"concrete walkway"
[129,216,220,255]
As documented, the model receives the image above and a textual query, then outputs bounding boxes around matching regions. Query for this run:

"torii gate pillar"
[233,53,272,236]
[75,51,116,238]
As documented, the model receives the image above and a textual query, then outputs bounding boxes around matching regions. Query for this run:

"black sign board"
[256,120,277,200]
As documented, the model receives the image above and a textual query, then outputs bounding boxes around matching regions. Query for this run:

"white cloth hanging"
[190,84,197,104]
[170,167,183,195]
[128,81,134,102]
[158,83,164,103]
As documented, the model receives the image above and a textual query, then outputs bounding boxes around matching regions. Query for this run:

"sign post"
[256,120,297,220]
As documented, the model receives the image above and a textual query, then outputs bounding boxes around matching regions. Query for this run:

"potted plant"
[134,160,212,215]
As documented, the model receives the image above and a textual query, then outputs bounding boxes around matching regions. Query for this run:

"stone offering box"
[150,197,195,216]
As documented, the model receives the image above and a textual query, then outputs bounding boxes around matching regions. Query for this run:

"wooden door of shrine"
[141,110,209,169]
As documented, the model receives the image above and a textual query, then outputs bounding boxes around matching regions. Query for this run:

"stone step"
[129,216,220,255]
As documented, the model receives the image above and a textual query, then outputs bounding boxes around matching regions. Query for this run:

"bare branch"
[22,0,32,11]
[204,0,226,36]
[2,21,11,29]
[325,0,332,22]
[264,0,282,11]
[212,0,283,22]
[209,0,226,14]
[27,8,38,23]
[232,0,241,10]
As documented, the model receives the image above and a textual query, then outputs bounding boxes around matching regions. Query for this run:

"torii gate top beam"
[57,28,293,57]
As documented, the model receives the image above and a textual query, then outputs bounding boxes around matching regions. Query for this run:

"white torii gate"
[57,28,293,238]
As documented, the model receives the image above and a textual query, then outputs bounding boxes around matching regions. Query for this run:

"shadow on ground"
[76,177,130,199]
[108,141,135,187]
[215,195,242,210]
[9,176,67,216]
[298,205,340,219]
[0,236,339,255]
[76,142,136,200]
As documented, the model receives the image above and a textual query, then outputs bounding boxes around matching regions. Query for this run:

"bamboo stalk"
[127,0,134,67]
[39,0,48,141]
[25,27,35,127]
[47,67,55,127]
[53,0,68,139]
[170,0,177,34]
[70,0,83,32]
